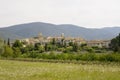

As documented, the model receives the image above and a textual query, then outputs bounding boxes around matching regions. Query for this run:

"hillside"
[0,22,120,40]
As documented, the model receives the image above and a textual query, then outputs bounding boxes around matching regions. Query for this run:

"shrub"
[2,46,13,58]
[98,53,120,62]
[28,51,38,58]
[13,47,22,58]
[63,46,73,53]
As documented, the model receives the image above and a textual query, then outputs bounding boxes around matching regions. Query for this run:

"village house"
[87,40,111,48]
[20,33,111,48]
[20,33,86,47]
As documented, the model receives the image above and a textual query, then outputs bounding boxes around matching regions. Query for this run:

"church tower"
[61,33,64,38]
[38,33,43,38]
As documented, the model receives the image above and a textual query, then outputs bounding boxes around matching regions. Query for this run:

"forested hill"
[0,22,120,40]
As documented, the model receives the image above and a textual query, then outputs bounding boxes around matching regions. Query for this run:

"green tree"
[73,42,79,52]
[13,47,21,58]
[81,43,87,49]
[85,46,94,53]
[45,44,53,51]
[20,47,29,54]
[110,33,120,52]
[51,38,56,45]
[13,40,22,48]
[2,45,13,57]
[64,46,73,53]
[7,38,10,47]
[34,43,41,50]
[61,38,65,47]
[38,45,45,53]
[69,42,74,46]
[45,43,48,51]
[0,39,4,54]
[28,45,34,51]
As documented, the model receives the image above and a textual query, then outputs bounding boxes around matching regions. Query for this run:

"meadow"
[0,60,120,80]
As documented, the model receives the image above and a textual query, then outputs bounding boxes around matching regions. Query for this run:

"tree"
[20,47,29,54]
[51,38,56,45]
[45,43,48,51]
[34,43,40,50]
[7,38,10,47]
[2,45,13,57]
[81,43,87,49]
[13,40,22,48]
[69,42,74,46]
[85,46,94,53]
[118,33,120,46]
[27,45,34,51]
[73,42,79,52]
[13,47,21,58]
[38,45,45,53]
[0,39,4,54]
[61,38,65,47]
[64,46,73,53]
[4,40,6,45]
[110,33,120,52]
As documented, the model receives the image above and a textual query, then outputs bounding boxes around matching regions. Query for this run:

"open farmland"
[0,60,120,80]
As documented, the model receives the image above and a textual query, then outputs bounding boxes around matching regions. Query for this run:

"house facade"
[20,33,86,46]
[20,33,111,48]
[87,40,111,48]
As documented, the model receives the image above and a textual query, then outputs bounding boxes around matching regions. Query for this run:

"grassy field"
[0,60,120,80]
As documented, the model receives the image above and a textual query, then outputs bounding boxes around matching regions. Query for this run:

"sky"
[0,0,120,28]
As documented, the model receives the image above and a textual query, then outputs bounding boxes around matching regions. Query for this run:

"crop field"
[0,60,120,80]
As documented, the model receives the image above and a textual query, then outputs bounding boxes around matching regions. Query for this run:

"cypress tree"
[7,38,10,47]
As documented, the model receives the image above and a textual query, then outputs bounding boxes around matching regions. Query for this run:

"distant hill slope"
[0,22,120,40]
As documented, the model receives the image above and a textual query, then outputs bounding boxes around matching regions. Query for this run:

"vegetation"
[0,34,120,80]
[0,60,120,80]
[1,22,120,40]
[110,33,120,52]
[1,45,13,58]
[18,52,120,62]
[0,39,4,54]
[0,33,120,62]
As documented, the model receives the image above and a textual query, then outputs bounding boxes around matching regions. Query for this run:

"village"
[20,33,111,49]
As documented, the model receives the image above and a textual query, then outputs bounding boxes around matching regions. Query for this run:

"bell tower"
[38,32,43,38]
[61,33,64,38]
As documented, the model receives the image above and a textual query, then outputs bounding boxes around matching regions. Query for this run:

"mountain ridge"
[0,22,120,40]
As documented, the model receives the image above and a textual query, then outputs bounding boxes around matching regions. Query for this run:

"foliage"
[84,46,95,53]
[3,36,120,62]
[51,38,56,45]
[63,46,73,53]
[12,47,21,58]
[7,38,10,47]
[38,45,45,53]
[110,33,120,52]
[72,42,79,52]
[0,60,120,80]
[16,52,120,62]
[12,40,22,48]
[1,45,13,57]
[0,39,4,54]
[28,51,38,58]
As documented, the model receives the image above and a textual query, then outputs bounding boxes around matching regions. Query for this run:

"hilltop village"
[1,32,120,62]
[20,33,110,49]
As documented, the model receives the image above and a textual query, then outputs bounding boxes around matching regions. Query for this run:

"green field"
[0,60,120,80]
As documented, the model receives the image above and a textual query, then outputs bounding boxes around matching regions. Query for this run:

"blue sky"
[0,0,120,28]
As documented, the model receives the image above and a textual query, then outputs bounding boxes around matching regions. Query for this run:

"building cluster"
[87,40,110,48]
[20,33,111,48]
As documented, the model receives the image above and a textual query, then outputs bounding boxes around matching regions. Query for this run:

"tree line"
[0,33,120,62]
